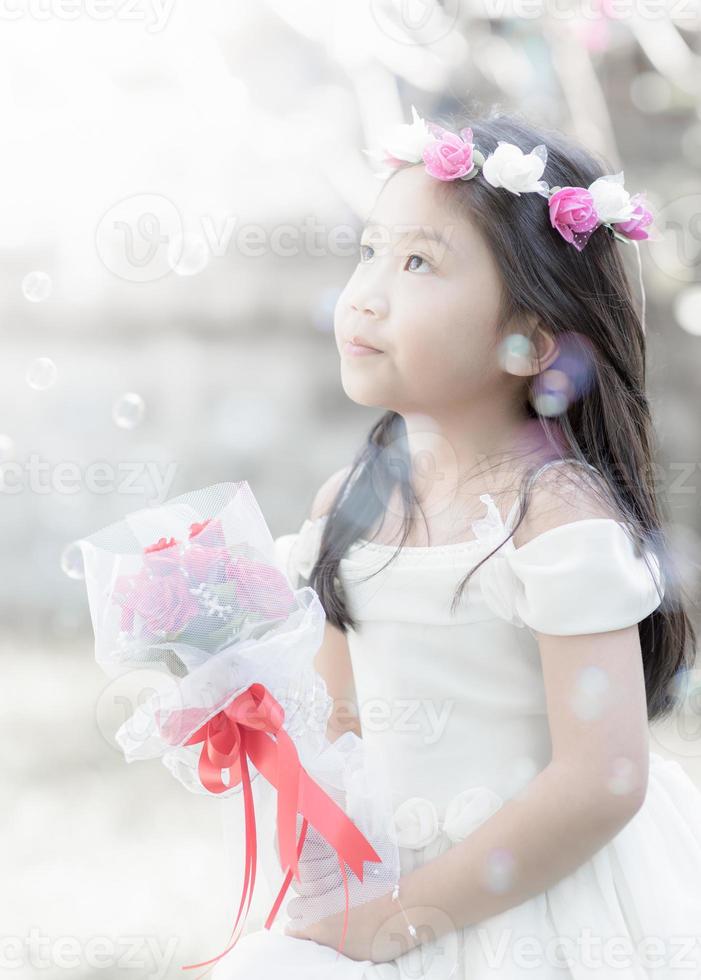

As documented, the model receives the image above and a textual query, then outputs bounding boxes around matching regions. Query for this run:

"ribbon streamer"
[171,683,382,976]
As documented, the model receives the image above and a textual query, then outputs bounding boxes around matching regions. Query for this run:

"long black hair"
[308,107,696,724]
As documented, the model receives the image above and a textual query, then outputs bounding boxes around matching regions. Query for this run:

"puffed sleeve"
[272,515,327,589]
[501,519,665,636]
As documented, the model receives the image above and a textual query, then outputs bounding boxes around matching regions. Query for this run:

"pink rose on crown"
[548,186,600,251]
[422,124,477,181]
[612,192,654,241]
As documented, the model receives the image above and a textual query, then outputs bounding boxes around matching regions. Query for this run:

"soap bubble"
[674,286,701,336]
[572,665,610,721]
[112,392,146,430]
[167,233,210,276]
[312,286,342,333]
[26,357,58,390]
[0,434,15,462]
[531,390,569,417]
[607,756,640,797]
[22,270,53,303]
[484,847,515,894]
[60,541,85,581]
[498,333,535,375]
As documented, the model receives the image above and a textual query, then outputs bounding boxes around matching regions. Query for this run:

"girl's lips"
[343,341,384,356]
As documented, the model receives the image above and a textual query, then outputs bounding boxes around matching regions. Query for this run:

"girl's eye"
[404,253,432,273]
[358,243,433,274]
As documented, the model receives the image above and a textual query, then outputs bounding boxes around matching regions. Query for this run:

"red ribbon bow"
[175,683,382,976]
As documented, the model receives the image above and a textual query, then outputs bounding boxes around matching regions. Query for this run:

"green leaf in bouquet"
[121,642,189,677]
[202,581,239,602]
[196,611,250,650]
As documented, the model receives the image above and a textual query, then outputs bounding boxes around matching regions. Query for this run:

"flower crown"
[363,107,655,252]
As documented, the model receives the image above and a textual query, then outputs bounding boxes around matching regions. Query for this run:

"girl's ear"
[527,315,559,374]
[503,315,559,379]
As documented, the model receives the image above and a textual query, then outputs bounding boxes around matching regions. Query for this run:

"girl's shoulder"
[485,458,665,636]
[310,464,354,521]
[509,457,618,549]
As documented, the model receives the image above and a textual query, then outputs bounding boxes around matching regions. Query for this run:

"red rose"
[119,569,200,636]
[145,536,178,554]
[182,542,237,584]
[232,556,296,620]
[189,517,227,548]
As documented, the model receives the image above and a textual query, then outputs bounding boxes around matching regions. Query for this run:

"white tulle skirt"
[211,752,701,979]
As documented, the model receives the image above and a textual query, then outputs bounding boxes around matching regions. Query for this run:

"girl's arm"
[310,467,362,742]
[315,620,362,741]
[384,621,650,948]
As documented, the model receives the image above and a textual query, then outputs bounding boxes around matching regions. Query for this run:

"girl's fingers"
[289,861,344,897]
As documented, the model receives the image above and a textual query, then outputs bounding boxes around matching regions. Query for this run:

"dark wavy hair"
[307,106,696,724]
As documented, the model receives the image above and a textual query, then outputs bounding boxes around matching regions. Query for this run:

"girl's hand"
[273,819,344,898]
[284,890,416,964]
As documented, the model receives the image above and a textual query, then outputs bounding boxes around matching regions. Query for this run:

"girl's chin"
[340,380,389,409]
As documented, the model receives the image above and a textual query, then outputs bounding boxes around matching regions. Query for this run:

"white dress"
[211,480,701,979]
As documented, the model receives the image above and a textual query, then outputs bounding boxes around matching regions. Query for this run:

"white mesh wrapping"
[220,728,401,934]
[78,480,400,940]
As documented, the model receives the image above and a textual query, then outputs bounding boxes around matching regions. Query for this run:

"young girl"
[212,108,701,978]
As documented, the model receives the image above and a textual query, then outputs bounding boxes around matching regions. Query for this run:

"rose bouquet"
[78,481,400,977]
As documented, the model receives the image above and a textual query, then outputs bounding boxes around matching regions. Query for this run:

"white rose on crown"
[587,172,637,224]
[481,141,550,197]
[363,104,433,167]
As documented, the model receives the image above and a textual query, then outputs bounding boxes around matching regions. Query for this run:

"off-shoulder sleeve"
[503,519,665,636]
[272,516,327,589]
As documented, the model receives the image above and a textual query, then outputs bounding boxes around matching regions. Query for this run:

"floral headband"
[363,106,656,253]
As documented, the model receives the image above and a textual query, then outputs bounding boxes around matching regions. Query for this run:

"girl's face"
[334,164,512,413]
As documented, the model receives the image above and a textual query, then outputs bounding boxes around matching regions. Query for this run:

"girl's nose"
[350,295,388,318]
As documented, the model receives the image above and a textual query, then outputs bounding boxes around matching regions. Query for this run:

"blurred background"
[2,0,701,976]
